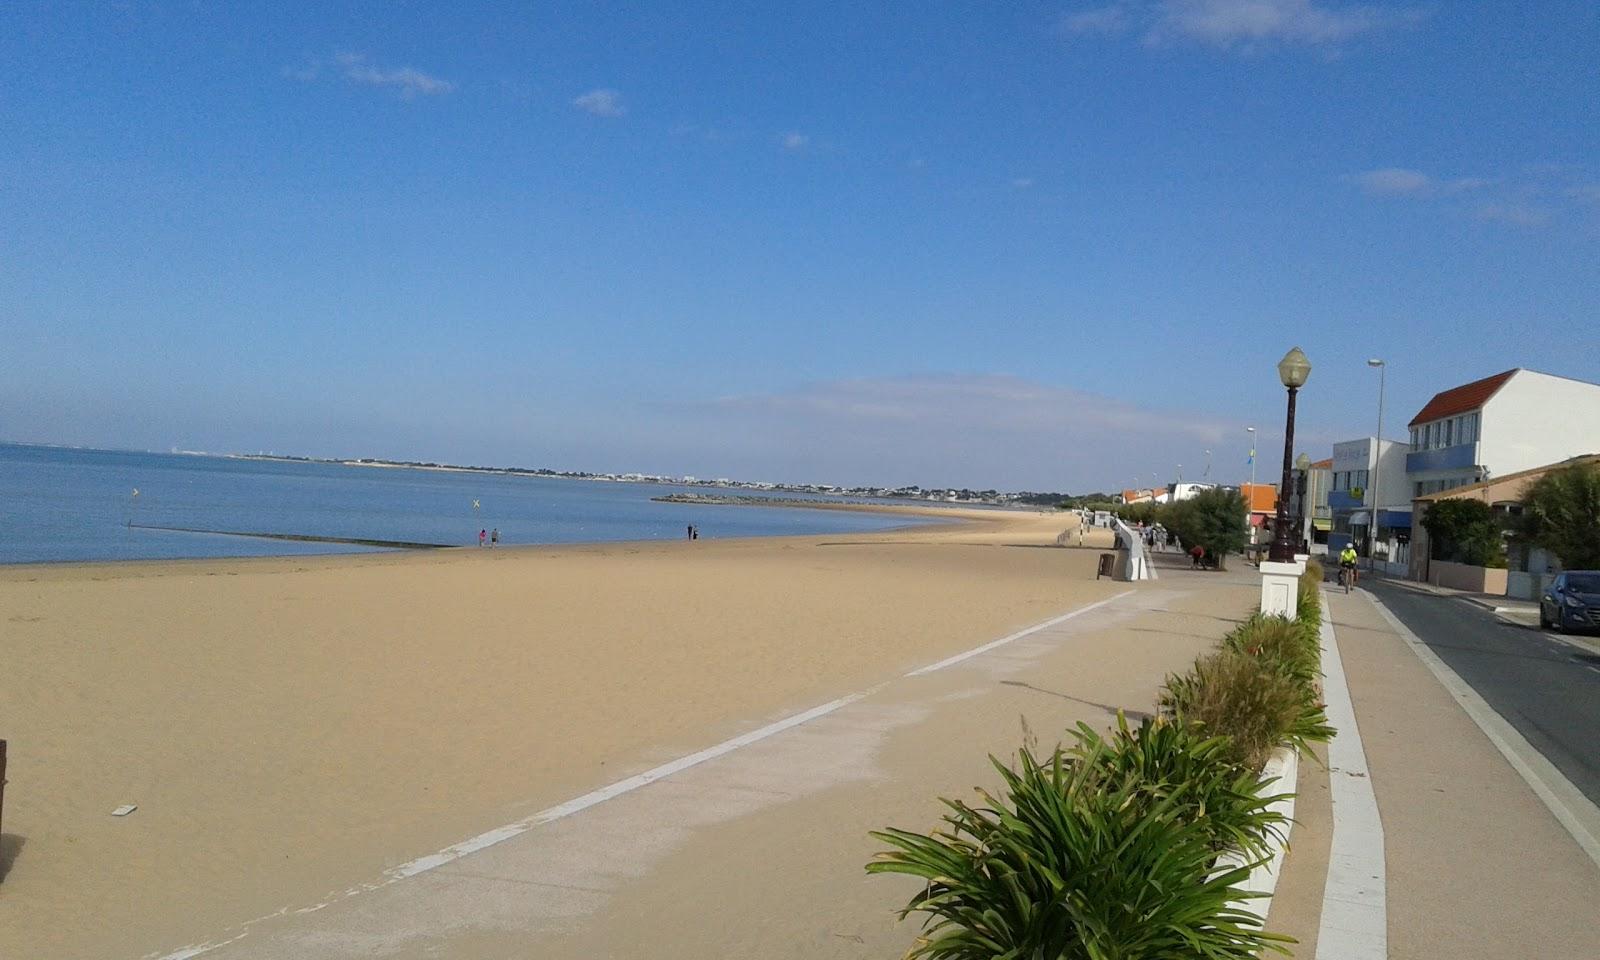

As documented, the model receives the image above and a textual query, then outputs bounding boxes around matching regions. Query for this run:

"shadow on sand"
[0,834,25,883]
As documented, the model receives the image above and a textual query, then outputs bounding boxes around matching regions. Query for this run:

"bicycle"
[1338,564,1355,594]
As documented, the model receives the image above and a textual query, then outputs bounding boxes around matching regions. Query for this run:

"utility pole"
[1367,359,1386,570]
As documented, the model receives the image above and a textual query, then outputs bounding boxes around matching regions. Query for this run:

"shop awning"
[1379,509,1412,529]
[1312,518,1332,531]
[1350,511,1370,526]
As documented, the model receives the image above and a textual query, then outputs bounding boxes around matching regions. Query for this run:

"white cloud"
[283,61,321,83]
[334,52,453,97]
[680,374,1234,489]
[1350,168,1491,198]
[1061,4,1132,35]
[1152,0,1395,46]
[1353,166,1433,196]
[1060,0,1421,48]
[573,88,626,117]
[1476,203,1550,228]
[781,131,809,151]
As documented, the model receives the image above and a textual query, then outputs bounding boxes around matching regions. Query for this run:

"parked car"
[1539,571,1600,633]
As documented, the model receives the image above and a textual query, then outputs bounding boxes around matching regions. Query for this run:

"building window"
[1410,427,1419,451]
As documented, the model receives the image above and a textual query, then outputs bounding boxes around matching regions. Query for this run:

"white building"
[1165,482,1215,503]
[1327,437,1410,568]
[1406,368,1600,499]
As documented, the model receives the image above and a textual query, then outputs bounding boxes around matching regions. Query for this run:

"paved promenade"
[150,561,1262,960]
[1270,582,1600,959]
[71,552,1599,960]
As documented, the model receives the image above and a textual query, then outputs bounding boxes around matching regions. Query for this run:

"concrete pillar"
[1260,561,1301,618]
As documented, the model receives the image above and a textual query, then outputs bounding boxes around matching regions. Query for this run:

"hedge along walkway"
[1272,586,1600,959]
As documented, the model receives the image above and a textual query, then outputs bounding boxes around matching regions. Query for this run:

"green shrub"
[1303,557,1324,584]
[867,722,1292,960]
[1161,650,1332,769]
[1297,561,1324,619]
[1421,497,1507,567]
[1070,714,1290,860]
[1223,614,1320,688]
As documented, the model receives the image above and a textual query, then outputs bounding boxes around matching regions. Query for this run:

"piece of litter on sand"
[111,804,138,817]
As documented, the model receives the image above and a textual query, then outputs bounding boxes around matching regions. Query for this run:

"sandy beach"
[0,507,1115,960]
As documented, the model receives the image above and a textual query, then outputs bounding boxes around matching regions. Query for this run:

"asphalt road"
[1365,578,1600,808]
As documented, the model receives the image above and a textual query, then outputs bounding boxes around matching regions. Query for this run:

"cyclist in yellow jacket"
[1339,544,1359,587]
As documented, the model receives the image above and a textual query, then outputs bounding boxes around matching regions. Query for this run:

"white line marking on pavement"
[1316,591,1389,960]
[904,591,1133,677]
[149,590,1134,960]
[1366,591,1600,872]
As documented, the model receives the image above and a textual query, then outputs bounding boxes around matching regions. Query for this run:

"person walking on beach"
[490,528,499,547]
[687,524,694,541]
[479,528,487,548]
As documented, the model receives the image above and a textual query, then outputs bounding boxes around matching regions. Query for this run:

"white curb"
[1316,590,1389,960]
[1214,746,1298,915]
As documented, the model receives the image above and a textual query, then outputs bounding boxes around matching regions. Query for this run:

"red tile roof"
[1408,369,1517,427]
[1240,482,1278,513]
[1310,458,1333,469]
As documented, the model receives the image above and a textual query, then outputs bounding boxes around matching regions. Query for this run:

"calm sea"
[0,443,936,565]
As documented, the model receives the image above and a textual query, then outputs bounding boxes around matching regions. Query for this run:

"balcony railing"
[1406,443,1477,474]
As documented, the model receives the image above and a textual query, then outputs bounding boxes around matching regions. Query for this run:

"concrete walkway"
[150,572,1266,960]
[1271,585,1600,959]
[132,554,1600,960]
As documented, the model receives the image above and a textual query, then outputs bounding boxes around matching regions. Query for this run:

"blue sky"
[3,1,1597,490]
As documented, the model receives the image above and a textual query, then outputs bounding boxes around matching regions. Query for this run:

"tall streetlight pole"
[1270,348,1313,563]
[1247,426,1257,544]
[1246,428,1258,492]
[1366,358,1386,569]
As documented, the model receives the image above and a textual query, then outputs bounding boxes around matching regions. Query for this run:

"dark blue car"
[1540,571,1600,633]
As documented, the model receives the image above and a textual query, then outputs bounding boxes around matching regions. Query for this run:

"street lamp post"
[1270,348,1312,563]
[1294,452,1311,553]
[1246,426,1257,545]
[1366,358,1386,571]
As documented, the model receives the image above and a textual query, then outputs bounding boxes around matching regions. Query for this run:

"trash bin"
[1096,553,1115,579]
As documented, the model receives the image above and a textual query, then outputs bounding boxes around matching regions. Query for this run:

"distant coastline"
[230,452,1047,507]
[3,440,1074,509]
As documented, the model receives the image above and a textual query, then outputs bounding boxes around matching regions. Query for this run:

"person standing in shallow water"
[479,528,487,548]
[490,528,499,547]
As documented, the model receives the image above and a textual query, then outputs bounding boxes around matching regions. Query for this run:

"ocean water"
[0,443,936,565]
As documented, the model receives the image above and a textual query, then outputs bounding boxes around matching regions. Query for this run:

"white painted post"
[1260,560,1301,617]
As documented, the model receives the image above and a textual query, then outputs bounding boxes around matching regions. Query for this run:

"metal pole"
[1367,360,1386,570]
[1246,428,1256,545]
[1270,387,1299,562]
